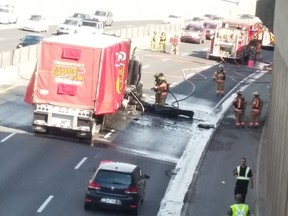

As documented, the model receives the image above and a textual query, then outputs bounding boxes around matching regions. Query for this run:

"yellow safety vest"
[236,166,250,180]
[231,203,249,216]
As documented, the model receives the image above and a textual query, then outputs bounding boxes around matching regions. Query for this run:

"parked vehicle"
[77,19,104,34]
[56,17,82,35]
[207,19,253,63]
[72,12,92,20]
[0,4,17,24]
[163,15,182,24]
[22,15,48,32]
[180,24,206,44]
[204,22,219,40]
[24,33,143,139]
[93,10,113,26]
[84,161,150,214]
[16,34,44,48]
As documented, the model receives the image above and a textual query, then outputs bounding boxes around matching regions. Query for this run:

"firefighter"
[249,91,263,128]
[226,194,251,216]
[213,64,226,95]
[159,32,167,53]
[151,73,169,106]
[170,34,180,55]
[150,31,157,51]
[233,91,247,128]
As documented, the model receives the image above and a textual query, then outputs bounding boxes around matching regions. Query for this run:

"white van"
[93,10,113,26]
[0,5,17,24]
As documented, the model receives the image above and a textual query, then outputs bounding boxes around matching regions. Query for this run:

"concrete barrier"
[0,23,182,85]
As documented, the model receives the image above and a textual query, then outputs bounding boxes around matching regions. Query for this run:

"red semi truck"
[24,33,141,139]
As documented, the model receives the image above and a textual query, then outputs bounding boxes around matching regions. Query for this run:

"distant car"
[84,161,150,214]
[180,24,206,44]
[72,13,92,20]
[16,34,44,48]
[77,19,104,34]
[22,15,48,32]
[204,22,219,39]
[0,4,17,24]
[56,18,82,35]
[163,15,182,24]
[93,10,113,26]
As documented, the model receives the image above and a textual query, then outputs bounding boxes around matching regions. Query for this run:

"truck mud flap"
[128,59,142,86]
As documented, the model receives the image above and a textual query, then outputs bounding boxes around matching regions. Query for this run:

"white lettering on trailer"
[1,132,16,142]
[53,60,84,68]
[74,157,88,169]
[37,195,54,213]
[116,51,126,62]
[55,77,82,85]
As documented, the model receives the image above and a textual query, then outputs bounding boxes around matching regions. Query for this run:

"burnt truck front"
[24,34,132,139]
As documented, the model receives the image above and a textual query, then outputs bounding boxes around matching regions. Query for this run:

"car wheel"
[84,202,92,210]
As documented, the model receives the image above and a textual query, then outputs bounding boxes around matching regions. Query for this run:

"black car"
[84,161,150,215]
[16,34,44,48]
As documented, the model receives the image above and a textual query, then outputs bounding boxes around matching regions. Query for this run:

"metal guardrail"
[0,23,182,69]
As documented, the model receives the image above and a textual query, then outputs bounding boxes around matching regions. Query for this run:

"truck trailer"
[24,33,141,139]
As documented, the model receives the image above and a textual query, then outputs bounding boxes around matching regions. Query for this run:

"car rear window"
[82,21,97,27]
[95,170,132,185]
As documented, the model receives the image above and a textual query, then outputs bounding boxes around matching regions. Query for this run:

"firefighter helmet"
[237,91,242,95]
[158,73,164,77]
[253,91,259,96]
[154,73,159,79]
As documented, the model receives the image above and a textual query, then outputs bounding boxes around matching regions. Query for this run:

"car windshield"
[204,23,217,29]
[30,15,42,21]
[95,170,132,185]
[168,15,178,19]
[22,35,42,43]
[192,17,203,21]
[185,25,202,31]
[73,13,86,19]
[95,11,107,16]
[82,21,97,27]
[0,8,9,13]
[64,19,79,25]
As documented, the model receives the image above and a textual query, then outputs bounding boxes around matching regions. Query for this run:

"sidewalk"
[182,71,271,216]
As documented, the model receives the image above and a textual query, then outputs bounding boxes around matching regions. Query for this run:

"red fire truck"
[207,18,256,63]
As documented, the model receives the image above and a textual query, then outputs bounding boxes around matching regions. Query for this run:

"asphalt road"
[0,20,162,52]
[0,28,274,216]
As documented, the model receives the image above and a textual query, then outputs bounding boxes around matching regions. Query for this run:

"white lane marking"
[104,129,115,139]
[1,132,16,142]
[181,52,190,56]
[117,146,179,164]
[74,157,88,169]
[37,195,54,213]
[142,64,150,69]
[202,48,209,51]
[162,58,169,62]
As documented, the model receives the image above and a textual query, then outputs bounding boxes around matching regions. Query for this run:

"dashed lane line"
[74,157,88,169]
[1,132,16,142]
[37,195,54,213]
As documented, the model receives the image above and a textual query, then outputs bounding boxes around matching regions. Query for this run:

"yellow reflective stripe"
[231,204,249,216]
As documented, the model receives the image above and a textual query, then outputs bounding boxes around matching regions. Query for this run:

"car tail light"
[88,181,101,190]
[125,186,138,194]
